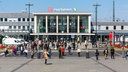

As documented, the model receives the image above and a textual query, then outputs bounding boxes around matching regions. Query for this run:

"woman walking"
[43,49,48,64]
[103,48,108,60]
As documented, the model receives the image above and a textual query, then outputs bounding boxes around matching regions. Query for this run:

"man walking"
[110,48,115,59]
[95,49,99,60]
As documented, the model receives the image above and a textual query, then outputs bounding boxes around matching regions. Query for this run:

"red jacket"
[62,47,65,52]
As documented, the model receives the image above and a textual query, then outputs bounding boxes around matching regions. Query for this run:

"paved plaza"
[0,50,128,72]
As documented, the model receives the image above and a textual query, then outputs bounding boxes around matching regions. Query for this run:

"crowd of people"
[3,39,128,64]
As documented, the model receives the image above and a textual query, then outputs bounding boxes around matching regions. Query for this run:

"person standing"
[24,48,28,58]
[77,48,81,57]
[85,40,88,49]
[43,49,48,64]
[58,46,62,59]
[68,45,72,55]
[110,48,115,59]
[20,45,24,55]
[4,47,9,57]
[95,49,99,60]
[62,46,65,56]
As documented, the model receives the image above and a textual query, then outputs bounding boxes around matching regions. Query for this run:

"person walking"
[47,48,52,59]
[125,50,128,60]
[43,49,48,64]
[68,45,72,55]
[110,48,115,59]
[95,49,99,60]
[77,48,81,57]
[103,48,108,60]
[31,50,35,59]
[84,40,88,49]
[58,46,62,59]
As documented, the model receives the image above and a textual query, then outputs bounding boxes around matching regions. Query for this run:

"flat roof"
[33,12,92,15]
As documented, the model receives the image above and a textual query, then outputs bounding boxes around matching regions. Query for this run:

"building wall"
[116,26,121,30]
[124,26,128,30]
[0,12,34,36]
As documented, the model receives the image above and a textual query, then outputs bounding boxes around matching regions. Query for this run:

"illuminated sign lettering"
[48,7,77,12]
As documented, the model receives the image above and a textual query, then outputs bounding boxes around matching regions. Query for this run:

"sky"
[0,0,127,22]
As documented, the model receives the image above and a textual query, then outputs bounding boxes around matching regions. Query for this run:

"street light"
[93,3,101,48]
[25,3,33,40]
[113,0,115,22]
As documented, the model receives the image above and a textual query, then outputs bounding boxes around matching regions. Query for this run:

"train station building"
[32,12,94,42]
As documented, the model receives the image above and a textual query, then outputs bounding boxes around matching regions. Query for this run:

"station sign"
[48,7,77,12]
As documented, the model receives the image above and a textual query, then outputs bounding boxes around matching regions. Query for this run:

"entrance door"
[48,35,56,42]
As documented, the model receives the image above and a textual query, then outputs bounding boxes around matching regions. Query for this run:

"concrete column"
[46,16,48,33]
[77,16,80,33]
[67,15,69,33]
[56,16,58,33]
[34,16,37,33]
[88,16,91,33]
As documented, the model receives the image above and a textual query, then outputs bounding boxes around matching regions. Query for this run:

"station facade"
[32,12,94,42]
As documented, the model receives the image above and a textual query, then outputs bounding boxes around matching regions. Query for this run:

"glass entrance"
[48,35,56,42]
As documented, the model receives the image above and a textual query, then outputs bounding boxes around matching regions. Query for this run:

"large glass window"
[37,16,46,33]
[69,16,77,33]
[58,16,67,33]
[48,16,56,33]
[79,16,88,33]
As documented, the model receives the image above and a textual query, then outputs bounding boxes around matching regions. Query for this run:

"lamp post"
[93,4,101,48]
[113,0,115,22]
[25,3,33,40]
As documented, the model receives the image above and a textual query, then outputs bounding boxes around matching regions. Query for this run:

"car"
[17,39,28,44]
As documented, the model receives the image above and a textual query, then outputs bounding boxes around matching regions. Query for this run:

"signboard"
[48,7,77,12]
[109,31,115,45]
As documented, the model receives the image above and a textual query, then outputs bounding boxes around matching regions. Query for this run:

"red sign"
[109,32,113,41]
[48,7,53,12]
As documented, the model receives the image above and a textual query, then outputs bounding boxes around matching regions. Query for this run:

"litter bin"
[86,50,90,58]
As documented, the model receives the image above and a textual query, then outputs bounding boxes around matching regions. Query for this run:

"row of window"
[37,15,88,33]
[98,25,124,30]
[0,18,34,22]
[8,25,34,30]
